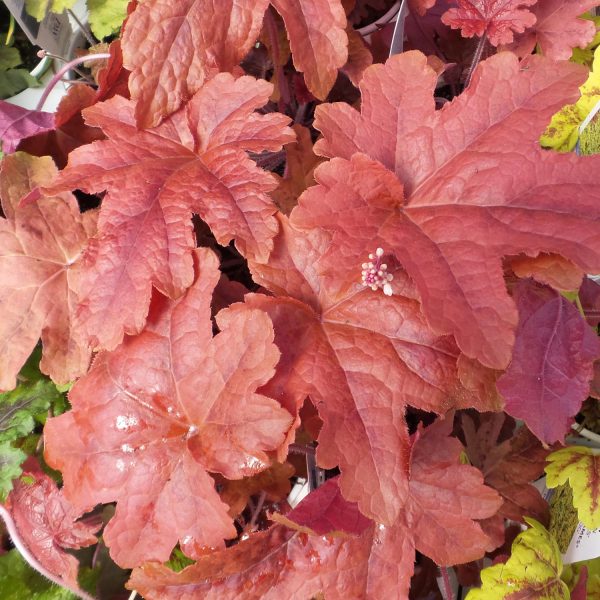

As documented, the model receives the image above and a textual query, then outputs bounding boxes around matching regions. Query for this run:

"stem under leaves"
[439,566,455,600]
[464,33,487,89]
[35,52,110,111]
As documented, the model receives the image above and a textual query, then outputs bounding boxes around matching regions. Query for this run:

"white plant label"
[3,0,73,56]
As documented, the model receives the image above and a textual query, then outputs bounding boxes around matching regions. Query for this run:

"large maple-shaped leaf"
[311,51,600,370]
[248,214,483,525]
[0,153,93,390]
[0,101,55,154]
[122,0,347,127]
[507,0,600,60]
[441,0,537,45]
[39,74,293,351]
[497,281,600,444]
[546,446,600,530]
[4,470,99,589]
[467,519,569,599]
[461,412,551,524]
[43,248,293,568]
[128,419,500,599]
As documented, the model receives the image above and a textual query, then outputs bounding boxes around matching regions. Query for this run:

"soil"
[577,398,600,434]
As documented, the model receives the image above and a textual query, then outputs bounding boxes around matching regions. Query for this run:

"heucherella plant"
[2,0,600,598]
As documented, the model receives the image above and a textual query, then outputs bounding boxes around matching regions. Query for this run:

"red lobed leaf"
[122,0,349,127]
[249,214,483,525]
[276,476,371,536]
[461,412,551,524]
[121,0,270,127]
[497,280,600,444]
[0,101,55,154]
[508,253,584,292]
[127,419,500,599]
[39,74,293,351]
[270,0,349,100]
[580,276,600,328]
[311,51,600,370]
[441,0,537,46]
[5,471,100,588]
[505,0,600,60]
[43,248,293,567]
[0,153,93,390]
[19,40,129,169]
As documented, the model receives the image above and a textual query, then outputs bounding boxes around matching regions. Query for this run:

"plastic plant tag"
[535,477,600,564]
[3,0,73,57]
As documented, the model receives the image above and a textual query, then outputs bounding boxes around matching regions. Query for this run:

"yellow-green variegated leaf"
[466,519,569,600]
[87,0,128,39]
[541,45,600,152]
[563,558,600,600]
[571,16,600,65]
[24,0,77,21]
[546,446,600,529]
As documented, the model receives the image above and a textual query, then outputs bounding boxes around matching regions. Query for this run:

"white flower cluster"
[361,247,393,296]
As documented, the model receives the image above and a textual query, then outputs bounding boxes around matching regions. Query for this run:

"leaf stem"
[6,15,15,46]
[0,504,96,600]
[246,491,267,532]
[264,8,291,112]
[439,566,455,600]
[464,33,487,89]
[35,52,110,112]
[67,9,96,47]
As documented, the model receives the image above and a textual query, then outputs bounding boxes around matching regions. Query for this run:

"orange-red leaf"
[506,0,600,60]
[441,0,537,46]
[122,0,270,127]
[43,248,293,567]
[0,153,93,390]
[312,51,600,370]
[5,470,100,588]
[40,74,293,351]
[127,419,501,599]
[249,214,484,525]
[270,0,348,100]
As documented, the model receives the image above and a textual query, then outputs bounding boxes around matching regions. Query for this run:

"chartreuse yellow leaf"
[87,0,128,39]
[572,16,600,66]
[466,519,569,600]
[24,0,76,21]
[545,446,600,529]
[541,45,600,152]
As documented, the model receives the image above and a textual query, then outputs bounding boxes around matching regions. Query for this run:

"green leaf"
[87,0,128,39]
[546,446,600,530]
[0,69,40,99]
[466,519,569,600]
[0,443,26,499]
[0,382,62,444]
[0,349,65,498]
[24,0,77,21]
[0,46,22,70]
[0,550,76,599]
[165,547,195,573]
